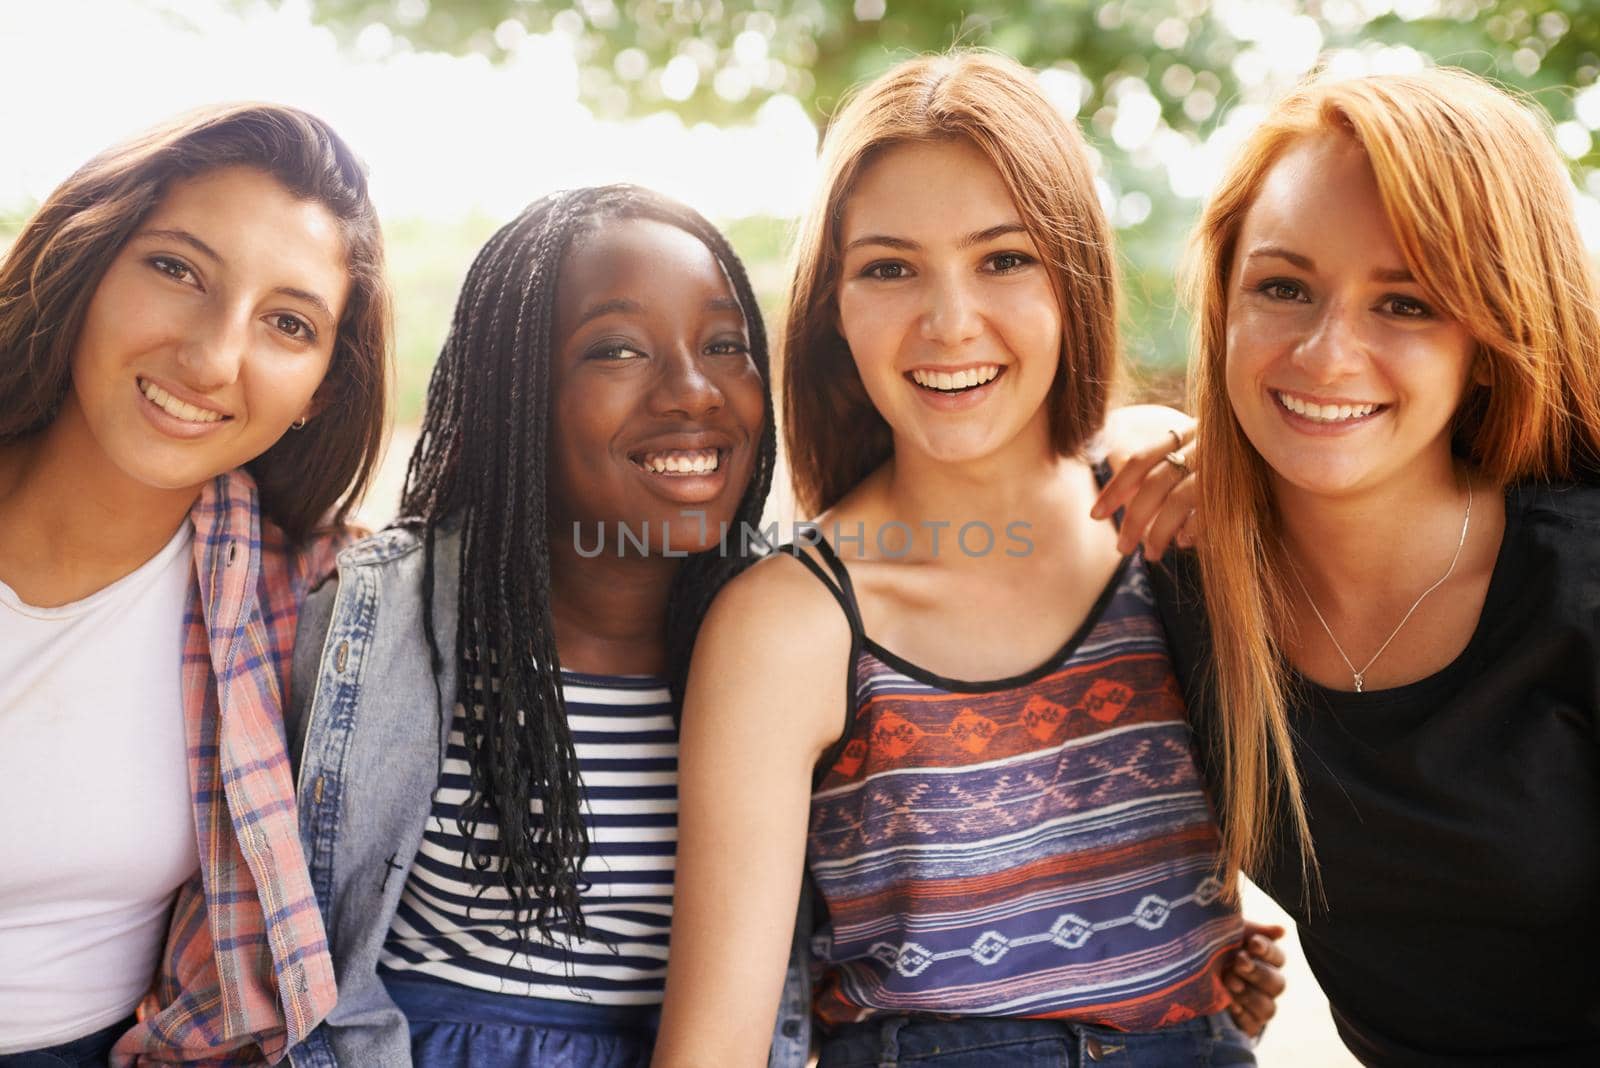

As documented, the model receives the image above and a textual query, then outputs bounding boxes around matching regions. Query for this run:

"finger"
[1173,508,1199,549]
[1090,442,1168,520]
[1231,950,1288,999]
[1228,1006,1265,1038]
[1243,921,1288,942]
[1140,483,1197,563]
[1253,967,1288,998]
[1117,456,1189,555]
[1248,933,1287,969]
[1232,989,1278,1026]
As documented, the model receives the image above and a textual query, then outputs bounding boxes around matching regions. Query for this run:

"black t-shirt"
[1154,482,1600,1066]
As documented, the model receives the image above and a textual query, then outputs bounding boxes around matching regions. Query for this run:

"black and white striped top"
[380,672,677,1004]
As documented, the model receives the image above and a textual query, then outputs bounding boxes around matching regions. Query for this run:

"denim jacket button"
[336,640,349,673]
[781,1020,801,1038]
[1084,1036,1106,1061]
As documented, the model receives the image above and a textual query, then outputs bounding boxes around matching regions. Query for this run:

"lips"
[623,431,743,506]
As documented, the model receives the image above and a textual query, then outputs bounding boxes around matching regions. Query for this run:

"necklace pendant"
[1353,673,1364,694]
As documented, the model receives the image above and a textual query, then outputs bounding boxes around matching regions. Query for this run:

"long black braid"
[398,185,776,944]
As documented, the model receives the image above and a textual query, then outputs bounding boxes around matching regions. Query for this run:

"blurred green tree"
[293,0,1600,385]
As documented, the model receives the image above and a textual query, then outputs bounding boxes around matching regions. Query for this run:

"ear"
[297,374,340,425]
[1470,349,1492,387]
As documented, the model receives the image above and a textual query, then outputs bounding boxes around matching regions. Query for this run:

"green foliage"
[296,0,1600,408]
[384,212,501,418]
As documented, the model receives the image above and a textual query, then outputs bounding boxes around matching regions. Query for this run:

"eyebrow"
[135,227,335,320]
[1245,246,1415,284]
[577,295,744,329]
[138,228,221,263]
[574,298,641,329]
[843,221,1030,254]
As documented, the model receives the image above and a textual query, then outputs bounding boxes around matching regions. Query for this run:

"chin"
[1264,459,1377,500]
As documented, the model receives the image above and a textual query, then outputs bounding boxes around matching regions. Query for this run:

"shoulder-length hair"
[783,49,1120,515]
[1183,67,1600,893]
[0,103,391,542]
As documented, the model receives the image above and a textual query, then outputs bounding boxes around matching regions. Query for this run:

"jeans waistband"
[382,971,661,1035]
[0,1015,134,1068]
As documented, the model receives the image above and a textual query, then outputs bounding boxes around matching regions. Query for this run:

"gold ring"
[1164,449,1191,474]
[1166,428,1184,452]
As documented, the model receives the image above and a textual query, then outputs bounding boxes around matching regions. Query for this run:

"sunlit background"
[7,2,1600,1062]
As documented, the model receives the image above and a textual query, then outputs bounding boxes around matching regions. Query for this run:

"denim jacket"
[283,523,811,1067]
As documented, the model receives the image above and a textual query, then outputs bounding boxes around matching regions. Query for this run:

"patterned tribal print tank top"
[789,541,1239,1031]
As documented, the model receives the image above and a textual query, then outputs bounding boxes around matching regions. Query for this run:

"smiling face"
[835,138,1063,467]
[548,217,765,555]
[59,165,348,496]
[1225,134,1478,500]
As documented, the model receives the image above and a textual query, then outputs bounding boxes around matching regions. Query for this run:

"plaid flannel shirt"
[109,471,342,1067]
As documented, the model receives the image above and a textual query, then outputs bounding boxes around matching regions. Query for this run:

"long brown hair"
[783,50,1120,514]
[1184,68,1600,891]
[0,103,392,541]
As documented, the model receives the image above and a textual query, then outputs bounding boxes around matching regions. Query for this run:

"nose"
[1290,298,1369,383]
[174,303,249,391]
[919,269,983,348]
[651,345,724,418]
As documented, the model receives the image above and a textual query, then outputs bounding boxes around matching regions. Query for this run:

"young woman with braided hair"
[285,184,782,1068]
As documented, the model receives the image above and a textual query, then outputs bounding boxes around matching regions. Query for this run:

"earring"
[291,416,308,430]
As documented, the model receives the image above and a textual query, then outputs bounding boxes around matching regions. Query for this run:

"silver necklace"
[1285,480,1473,694]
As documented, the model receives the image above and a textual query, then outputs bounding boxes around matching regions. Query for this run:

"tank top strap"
[775,540,866,642]
[776,540,867,787]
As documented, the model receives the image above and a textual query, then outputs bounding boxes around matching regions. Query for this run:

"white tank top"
[0,523,200,1053]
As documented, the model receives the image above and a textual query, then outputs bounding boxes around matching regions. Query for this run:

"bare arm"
[653,555,852,1067]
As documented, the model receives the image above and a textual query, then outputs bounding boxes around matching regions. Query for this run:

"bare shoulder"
[699,548,854,665]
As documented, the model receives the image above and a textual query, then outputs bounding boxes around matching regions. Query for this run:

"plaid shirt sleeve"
[111,474,345,1067]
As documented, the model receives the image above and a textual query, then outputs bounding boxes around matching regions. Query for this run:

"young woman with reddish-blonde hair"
[656,51,1282,1068]
[1117,68,1600,1064]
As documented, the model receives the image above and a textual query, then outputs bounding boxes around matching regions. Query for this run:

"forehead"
[142,165,351,308]
[1236,134,1398,264]
[557,216,734,310]
[840,138,1022,240]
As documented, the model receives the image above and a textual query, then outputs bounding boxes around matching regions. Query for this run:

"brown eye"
[273,314,315,340]
[864,262,908,280]
[1383,296,1431,319]
[1260,280,1306,302]
[150,256,194,283]
[987,252,1031,272]
[593,344,647,360]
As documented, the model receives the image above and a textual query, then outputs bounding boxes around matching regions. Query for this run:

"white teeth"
[910,364,1001,392]
[640,449,720,475]
[1276,391,1377,422]
[140,379,224,423]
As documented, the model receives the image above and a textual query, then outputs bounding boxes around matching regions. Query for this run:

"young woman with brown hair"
[1123,68,1600,1064]
[0,104,390,1067]
[656,51,1280,1068]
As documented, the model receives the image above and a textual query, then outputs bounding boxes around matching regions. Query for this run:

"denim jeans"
[0,1017,133,1068]
[818,1012,1255,1067]
[385,972,659,1068]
